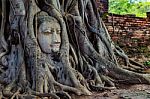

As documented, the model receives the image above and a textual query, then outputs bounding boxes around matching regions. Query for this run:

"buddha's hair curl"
[34,11,59,28]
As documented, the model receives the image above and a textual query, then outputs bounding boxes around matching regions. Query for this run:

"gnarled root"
[108,67,150,84]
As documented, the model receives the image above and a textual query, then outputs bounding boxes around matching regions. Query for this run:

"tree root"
[1,0,150,99]
[108,67,150,84]
[100,75,115,87]
[0,67,4,73]
[14,63,149,99]
[32,92,60,99]
[27,87,71,99]
[129,58,146,68]
[121,65,145,74]
[3,80,16,97]
[89,80,116,91]
[53,81,82,95]
[2,83,73,99]
[10,87,21,99]
[56,91,71,99]
[0,91,2,99]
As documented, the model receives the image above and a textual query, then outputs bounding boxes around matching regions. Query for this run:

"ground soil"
[71,84,150,99]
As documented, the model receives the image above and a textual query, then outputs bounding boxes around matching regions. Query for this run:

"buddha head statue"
[35,11,61,54]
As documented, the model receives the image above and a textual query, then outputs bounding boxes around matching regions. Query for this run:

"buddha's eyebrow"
[42,29,51,32]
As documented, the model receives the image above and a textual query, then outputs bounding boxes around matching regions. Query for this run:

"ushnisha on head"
[35,11,61,54]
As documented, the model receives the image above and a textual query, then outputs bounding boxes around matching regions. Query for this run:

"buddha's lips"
[50,44,60,47]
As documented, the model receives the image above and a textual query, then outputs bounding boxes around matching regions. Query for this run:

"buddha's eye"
[51,28,55,33]
[51,30,55,33]
[43,32,51,35]
[57,30,61,34]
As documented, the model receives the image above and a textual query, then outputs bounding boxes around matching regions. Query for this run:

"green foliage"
[144,60,150,66]
[109,0,150,17]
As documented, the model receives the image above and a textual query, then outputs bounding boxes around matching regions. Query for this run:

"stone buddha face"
[37,13,61,54]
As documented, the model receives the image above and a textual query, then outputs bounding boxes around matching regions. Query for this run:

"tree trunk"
[0,0,150,98]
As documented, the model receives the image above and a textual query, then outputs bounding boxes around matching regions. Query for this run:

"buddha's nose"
[52,31,59,42]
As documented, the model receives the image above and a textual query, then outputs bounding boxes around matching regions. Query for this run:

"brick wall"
[103,13,150,47]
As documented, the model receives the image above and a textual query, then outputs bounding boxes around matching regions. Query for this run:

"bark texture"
[0,0,150,99]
